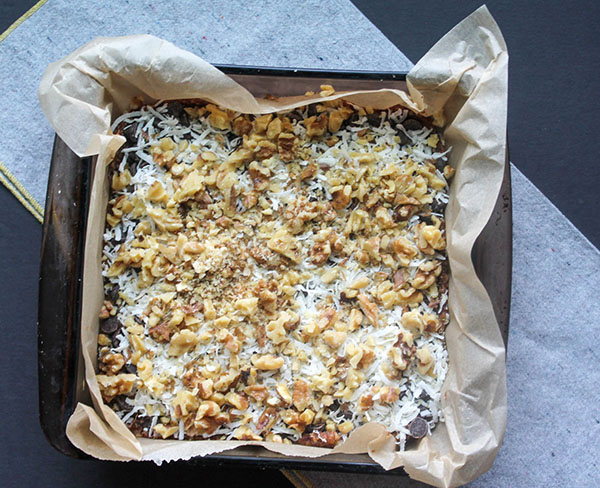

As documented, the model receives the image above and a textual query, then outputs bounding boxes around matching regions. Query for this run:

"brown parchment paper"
[39,6,507,487]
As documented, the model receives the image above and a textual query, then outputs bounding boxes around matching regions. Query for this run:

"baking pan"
[38,66,512,473]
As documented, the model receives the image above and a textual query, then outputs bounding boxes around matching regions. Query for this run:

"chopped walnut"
[332,185,352,210]
[357,294,378,326]
[172,390,199,419]
[267,228,301,263]
[298,431,341,447]
[149,322,171,343]
[379,386,400,404]
[225,392,249,410]
[278,133,296,162]
[292,379,312,411]
[97,374,137,402]
[245,385,269,402]
[252,354,284,370]
[359,393,374,411]
[310,241,331,265]
[305,114,328,138]
[99,353,125,375]
[168,329,199,356]
[256,407,278,432]
[416,346,435,376]
[276,383,293,405]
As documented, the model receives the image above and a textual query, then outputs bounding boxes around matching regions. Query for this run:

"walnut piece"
[252,354,284,370]
[96,374,137,402]
[168,329,199,356]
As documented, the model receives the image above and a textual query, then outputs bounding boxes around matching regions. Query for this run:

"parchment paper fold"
[40,6,508,487]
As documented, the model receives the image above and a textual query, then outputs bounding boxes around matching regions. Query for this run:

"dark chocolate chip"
[127,414,153,433]
[106,285,120,303]
[430,200,446,215]
[403,118,423,131]
[124,363,137,374]
[419,411,434,422]
[111,395,133,412]
[128,155,142,177]
[100,316,122,335]
[166,101,189,125]
[111,333,122,348]
[287,111,304,122]
[418,391,431,402]
[408,417,429,439]
[226,130,242,145]
[435,159,447,172]
[419,214,434,226]
[240,368,250,385]
[307,104,319,117]
[339,402,352,420]
[305,422,326,433]
[328,399,341,412]
[122,123,138,144]
[397,130,412,146]
[367,112,381,126]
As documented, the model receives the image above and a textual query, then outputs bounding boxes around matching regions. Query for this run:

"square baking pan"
[38,65,512,474]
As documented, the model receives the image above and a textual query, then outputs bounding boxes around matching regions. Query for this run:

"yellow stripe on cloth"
[0,0,49,43]
[0,0,49,222]
[0,161,44,223]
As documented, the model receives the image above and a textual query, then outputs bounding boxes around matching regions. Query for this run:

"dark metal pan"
[38,66,511,474]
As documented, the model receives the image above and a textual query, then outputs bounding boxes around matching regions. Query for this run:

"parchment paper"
[39,6,508,487]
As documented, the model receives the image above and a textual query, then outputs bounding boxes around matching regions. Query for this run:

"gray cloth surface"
[1,1,598,486]
[0,0,410,207]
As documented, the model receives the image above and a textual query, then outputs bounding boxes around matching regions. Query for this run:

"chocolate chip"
[430,200,446,215]
[408,417,429,439]
[240,368,250,385]
[435,159,447,172]
[397,130,412,146]
[106,285,120,303]
[287,111,304,122]
[305,422,326,433]
[338,402,352,420]
[419,214,434,226]
[122,123,138,144]
[367,112,381,126]
[418,391,431,402]
[111,333,121,348]
[419,411,434,422]
[127,414,152,435]
[340,112,360,131]
[100,316,122,335]
[128,154,143,176]
[111,395,132,412]
[166,101,189,125]
[403,118,423,131]
[124,363,137,374]
[307,104,319,117]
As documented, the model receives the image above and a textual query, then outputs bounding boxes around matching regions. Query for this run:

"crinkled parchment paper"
[38,6,507,487]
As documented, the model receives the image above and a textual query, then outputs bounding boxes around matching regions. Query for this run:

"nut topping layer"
[97,90,452,449]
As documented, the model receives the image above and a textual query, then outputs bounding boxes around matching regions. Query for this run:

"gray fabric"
[0,0,411,207]
[1,1,598,486]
